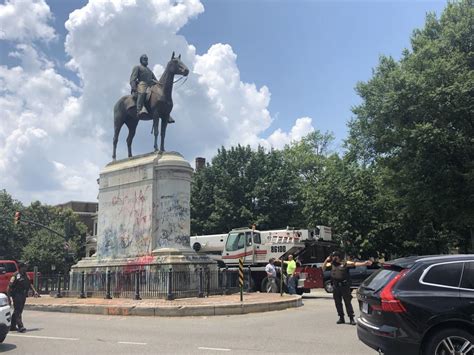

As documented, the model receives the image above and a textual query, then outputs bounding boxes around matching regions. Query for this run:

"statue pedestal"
[96,151,196,257]
[70,152,216,297]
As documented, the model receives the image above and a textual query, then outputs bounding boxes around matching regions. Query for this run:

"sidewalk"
[25,293,302,317]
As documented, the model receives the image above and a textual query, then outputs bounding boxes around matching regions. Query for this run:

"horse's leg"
[126,120,138,158]
[160,115,168,152]
[112,112,123,160]
[153,117,159,152]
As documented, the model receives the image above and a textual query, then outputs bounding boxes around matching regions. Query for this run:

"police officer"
[322,251,372,325]
[7,262,39,333]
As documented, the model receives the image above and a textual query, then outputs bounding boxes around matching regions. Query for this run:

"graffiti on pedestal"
[156,192,190,248]
[98,185,152,258]
[99,227,119,258]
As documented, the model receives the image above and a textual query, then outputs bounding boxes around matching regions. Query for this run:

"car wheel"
[0,330,7,343]
[324,280,334,293]
[423,328,474,355]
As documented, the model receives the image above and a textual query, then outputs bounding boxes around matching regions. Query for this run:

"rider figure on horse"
[130,54,174,123]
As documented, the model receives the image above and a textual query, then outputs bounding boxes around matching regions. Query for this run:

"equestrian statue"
[112,52,189,160]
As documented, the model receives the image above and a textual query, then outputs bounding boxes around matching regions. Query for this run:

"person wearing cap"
[7,262,39,333]
[322,251,372,325]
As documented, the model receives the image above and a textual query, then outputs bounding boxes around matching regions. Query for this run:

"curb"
[25,296,303,317]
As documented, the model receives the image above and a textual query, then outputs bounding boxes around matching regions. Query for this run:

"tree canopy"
[347,0,474,254]
[191,1,473,257]
[0,190,87,273]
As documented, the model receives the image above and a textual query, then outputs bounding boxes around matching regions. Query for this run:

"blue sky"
[180,0,446,146]
[0,0,447,204]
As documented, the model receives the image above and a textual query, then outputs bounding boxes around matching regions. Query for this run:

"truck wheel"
[261,277,279,293]
[192,242,201,252]
[324,280,334,293]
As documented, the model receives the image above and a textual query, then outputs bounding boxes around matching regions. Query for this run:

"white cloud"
[0,0,315,205]
[265,117,315,150]
[0,0,56,42]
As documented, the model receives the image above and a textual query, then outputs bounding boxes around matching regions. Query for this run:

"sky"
[0,0,446,205]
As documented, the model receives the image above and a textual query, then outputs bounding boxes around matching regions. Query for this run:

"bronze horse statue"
[112,52,189,160]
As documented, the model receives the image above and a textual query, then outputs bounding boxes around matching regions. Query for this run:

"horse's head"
[168,52,189,77]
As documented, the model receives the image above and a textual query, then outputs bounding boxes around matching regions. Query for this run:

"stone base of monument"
[69,151,220,299]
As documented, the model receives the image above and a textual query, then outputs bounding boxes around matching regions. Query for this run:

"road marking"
[8,334,79,341]
[198,347,231,352]
[118,341,147,345]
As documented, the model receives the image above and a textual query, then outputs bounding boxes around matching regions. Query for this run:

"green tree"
[191,162,217,234]
[191,144,302,234]
[347,0,474,253]
[303,155,387,257]
[0,190,27,259]
[282,130,334,228]
[21,203,87,273]
[249,147,299,230]
[22,229,68,274]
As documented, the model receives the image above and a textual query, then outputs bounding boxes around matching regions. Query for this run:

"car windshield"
[0,263,17,273]
[361,268,400,292]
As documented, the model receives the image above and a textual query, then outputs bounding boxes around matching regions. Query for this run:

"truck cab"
[190,226,336,293]
[222,228,306,267]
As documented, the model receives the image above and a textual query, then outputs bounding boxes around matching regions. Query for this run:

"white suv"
[0,293,11,343]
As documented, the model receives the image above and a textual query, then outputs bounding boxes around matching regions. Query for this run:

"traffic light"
[14,211,21,225]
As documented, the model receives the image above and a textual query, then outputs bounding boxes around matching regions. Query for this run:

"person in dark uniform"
[129,54,174,123]
[7,262,39,333]
[322,251,372,325]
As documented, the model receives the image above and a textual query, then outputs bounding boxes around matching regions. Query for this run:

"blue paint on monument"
[156,192,190,249]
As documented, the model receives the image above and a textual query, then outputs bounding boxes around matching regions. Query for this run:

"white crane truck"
[190,226,337,294]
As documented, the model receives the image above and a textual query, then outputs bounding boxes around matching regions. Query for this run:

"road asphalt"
[3,290,375,354]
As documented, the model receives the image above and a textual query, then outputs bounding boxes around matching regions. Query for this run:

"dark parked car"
[356,254,474,355]
[302,262,380,293]
[322,263,381,293]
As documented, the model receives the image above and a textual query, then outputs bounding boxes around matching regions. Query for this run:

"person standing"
[265,258,278,293]
[282,254,297,295]
[7,262,39,333]
[322,251,372,325]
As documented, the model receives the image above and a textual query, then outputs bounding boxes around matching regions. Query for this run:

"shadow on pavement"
[302,294,333,300]
[23,328,42,332]
[0,343,17,352]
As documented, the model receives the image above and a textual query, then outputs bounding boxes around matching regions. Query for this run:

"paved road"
[1,290,376,354]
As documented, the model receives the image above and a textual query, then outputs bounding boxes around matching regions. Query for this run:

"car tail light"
[380,269,409,313]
